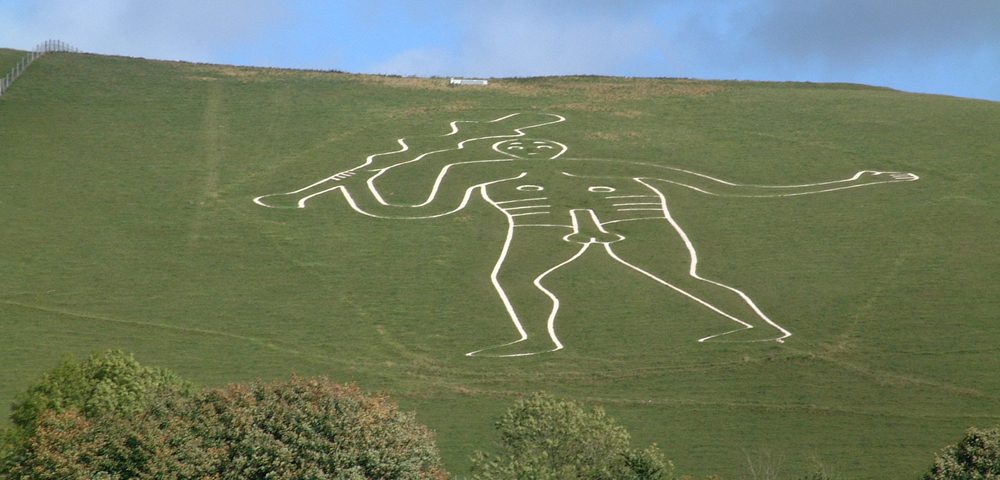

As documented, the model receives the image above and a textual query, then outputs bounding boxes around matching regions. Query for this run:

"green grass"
[1,52,999,478]
[0,48,26,78]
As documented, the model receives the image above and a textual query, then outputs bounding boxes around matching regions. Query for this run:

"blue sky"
[1,0,998,101]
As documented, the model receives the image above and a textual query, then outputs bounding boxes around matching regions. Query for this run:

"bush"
[199,377,446,479]
[4,375,446,480]
[8,350,191,433]
[6,395,217,479]
[924,426,1000,479]
[470,392,672,480]
[0,350,191,476]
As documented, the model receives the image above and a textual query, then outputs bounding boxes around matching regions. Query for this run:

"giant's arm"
[648,168,919,197]
[254,160,521,218]
[253,112,564,211]
[559,158,918,197]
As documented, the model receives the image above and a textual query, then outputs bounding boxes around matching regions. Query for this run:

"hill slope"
[1,52,998,478]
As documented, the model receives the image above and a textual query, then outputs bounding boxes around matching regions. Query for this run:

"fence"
[0,40,79,96]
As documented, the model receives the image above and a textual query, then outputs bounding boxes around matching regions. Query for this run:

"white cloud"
[660,0,1000,99]
[370,1,666,77]
[2,1,996,100]
[0,0,287,61]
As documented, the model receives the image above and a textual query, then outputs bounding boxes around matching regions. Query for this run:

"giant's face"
[493,138,567,159]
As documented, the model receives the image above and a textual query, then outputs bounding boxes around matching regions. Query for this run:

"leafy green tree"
[7,349,191,433]
[470,392,672,480]
[0,350,191,475]
[5,395,217,479]
[198,377,446,480]
[5,374,446,480]
[924,426,1000,479]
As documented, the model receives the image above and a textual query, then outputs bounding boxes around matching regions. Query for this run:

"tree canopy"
[924,426,1000,480]
[8,350,191,434]
[1,351,445,480]
[471,392,672,480]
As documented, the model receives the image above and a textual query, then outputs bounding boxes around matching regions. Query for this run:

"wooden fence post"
[0,39,80,97]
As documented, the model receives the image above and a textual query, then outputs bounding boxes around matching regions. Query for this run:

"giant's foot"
[698,326,790,343]
[465,337,563,358]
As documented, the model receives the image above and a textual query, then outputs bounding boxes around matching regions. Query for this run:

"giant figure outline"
[254,113,918,357]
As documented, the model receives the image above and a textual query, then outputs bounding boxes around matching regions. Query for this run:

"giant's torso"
[481,169,667,228]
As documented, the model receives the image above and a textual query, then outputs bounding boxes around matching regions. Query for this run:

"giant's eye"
[507,145,524,150]
[537,145,554,149]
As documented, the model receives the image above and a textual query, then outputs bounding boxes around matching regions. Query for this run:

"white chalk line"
[254,114,920,355]
[563,208,626,244]
[337,172,528,219]
[470,166,916,350]
[561,162,918,198]
[494,197,548,205]
[466,239,585,358]
[469,196,788,355]
[504,205,552,211]
[478,203,527,352]
[253,113,566,208]
[602,245,755,331]
[509,212,550,218]
[368,117,566,207]
[633,178,792,342]
[602,217,672,225]
[467,190,582,357]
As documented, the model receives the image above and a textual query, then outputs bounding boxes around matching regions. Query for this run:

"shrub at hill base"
[198,378,446,480]
[7,350,192,435]
[0,350,192,474]
[923,426,1000,479]
[470,392,673,480]
[1,351,446,480]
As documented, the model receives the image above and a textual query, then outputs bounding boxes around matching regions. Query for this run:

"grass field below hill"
[1,52,998,478]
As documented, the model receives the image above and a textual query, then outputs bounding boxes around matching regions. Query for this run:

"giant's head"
[492,138,567,160]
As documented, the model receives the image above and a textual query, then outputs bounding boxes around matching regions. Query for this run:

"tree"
[470,392,672,480]
[4,374,447,480]
[924,426,1000,479]
[7,350,191,433]
[1,350,191,474]
[5,395,217,479]
[198,377,446,480]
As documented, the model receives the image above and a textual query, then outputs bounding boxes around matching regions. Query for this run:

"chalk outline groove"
[254,113,919,357]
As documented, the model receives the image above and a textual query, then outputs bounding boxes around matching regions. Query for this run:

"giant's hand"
[253,191,305,208]
[854,170,919,183]
[253,170,360,208]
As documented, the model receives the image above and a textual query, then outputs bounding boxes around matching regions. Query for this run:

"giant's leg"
[466,225,589,357]
[605,219,791,343]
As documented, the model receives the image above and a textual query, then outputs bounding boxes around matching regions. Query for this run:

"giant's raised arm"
[256,158,522,218]
[253,112,564,209]
[558,158,918,197]
[645,169,919,197]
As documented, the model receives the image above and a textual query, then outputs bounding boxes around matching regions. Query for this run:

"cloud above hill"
[668,0,1000,81]
[370,0,998,99]
[0,0,286,62]
[374,1,665,77]
[1,0,997,100]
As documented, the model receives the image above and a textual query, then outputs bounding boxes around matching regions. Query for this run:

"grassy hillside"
[0,48,25,77]
[1,52,998,478]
